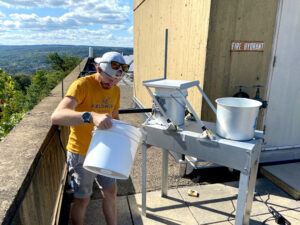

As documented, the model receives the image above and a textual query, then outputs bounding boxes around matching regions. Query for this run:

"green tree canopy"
[12,74,31,93]
[48,53,81,73]
[0,69,26,138]
[0,52,81,140]
[0,69,15,100]
[48,53,65,71]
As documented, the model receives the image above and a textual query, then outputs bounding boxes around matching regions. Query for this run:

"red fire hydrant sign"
[231,41,264,52]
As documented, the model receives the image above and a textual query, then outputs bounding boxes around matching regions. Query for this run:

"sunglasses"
[101,61,129,72]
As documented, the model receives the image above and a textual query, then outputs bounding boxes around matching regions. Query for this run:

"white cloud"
[0,28,132,47]
[103,24,126,30]
[0,10,5,18]
[0,0,130,10]
[127,25,133,33]
[2,20,21,28]
[0,0,67,8]
[1,0,131,30]
[106,34,116,41]
[6,13,81,30]
[0,0,133,46]
[9,13,39,22]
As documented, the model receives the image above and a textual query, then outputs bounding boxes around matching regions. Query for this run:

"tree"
[0,69,26,139]
[0,53,81,140]
[12,74,31,93]
[0,69,15,102]
[48,53,81,73]
[61,55,81,73]
[25,70,49,110]
[48,53,66,71]
[46,70,64,90]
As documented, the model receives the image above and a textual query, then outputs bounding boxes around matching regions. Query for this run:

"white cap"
[94,52,126,77]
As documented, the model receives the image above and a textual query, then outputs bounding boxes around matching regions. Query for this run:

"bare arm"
[112,109,119,120]
[51,96,83,126]
[51,96,113,129]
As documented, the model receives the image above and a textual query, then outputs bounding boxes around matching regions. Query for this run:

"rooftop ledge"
[0,59,87,225]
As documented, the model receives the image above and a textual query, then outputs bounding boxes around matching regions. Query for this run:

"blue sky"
[0,0,133,47]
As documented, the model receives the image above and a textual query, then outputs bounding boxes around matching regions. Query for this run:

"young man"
[51,51,129,225]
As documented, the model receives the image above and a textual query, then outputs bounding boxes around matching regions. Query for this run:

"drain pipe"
[263,144,300,151]
[259,144,300,166]
[164,29,168,79]
[259,158,300,167]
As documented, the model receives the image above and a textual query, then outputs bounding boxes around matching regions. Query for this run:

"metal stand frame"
[141,79,262,224]
[141,123,262,225]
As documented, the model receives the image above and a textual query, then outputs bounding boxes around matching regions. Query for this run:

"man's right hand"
[91,113,112,129]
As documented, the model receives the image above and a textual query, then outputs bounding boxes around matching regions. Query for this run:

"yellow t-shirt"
[66,74,120,156]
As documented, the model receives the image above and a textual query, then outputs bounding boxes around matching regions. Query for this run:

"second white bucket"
[215,97,262,141]
[154,88,188,126]
[83,120,142,179]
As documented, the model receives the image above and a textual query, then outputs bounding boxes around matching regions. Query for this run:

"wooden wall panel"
[134,0,211,114]
[134,0,278,126]
[134,0,146,10]
[134,0,170,104]
[203,0,278,122]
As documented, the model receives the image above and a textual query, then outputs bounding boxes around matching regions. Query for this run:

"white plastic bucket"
[83,120,142,179]
[154,89,188,126]
[215,97,262,141]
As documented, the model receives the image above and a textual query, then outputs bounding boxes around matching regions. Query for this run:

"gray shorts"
[67,151,116,199]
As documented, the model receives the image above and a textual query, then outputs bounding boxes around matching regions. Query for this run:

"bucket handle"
[92,119,137,131]
[195,85,217,114]
[111,119,132,126]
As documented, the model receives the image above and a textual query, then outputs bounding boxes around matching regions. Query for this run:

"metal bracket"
[144,86,178,130]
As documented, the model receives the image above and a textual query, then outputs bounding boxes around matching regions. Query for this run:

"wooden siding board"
[134,0,167,108]
[229,0,278,96]
[203,0,277,122]
[203,0,240,121]
[134,0,211,115]
[134,0,146,11]
[134,0,277,126]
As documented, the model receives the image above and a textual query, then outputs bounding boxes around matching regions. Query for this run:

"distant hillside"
[0,45,133,75]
